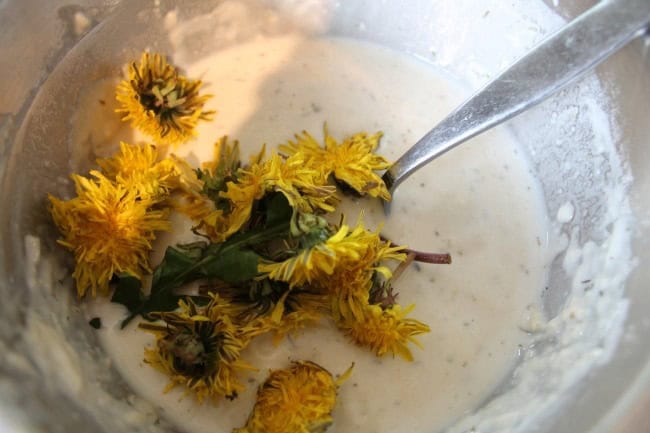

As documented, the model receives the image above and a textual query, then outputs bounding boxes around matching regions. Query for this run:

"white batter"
[86,36,550,433]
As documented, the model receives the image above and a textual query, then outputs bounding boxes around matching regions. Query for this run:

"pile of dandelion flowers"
[139,295,255,403]
[340,303,430,362]
[115,52,214,146]
[197,151,336,242]
[281,128,391,200]
[234,361,352,433]
[48,172,170,297]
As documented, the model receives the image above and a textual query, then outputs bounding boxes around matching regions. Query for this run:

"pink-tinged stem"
[407,250,452,264]
[381,235,452,264]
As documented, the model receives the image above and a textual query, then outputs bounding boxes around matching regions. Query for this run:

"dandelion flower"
[96,141,176,202]
[234,361,352,433]
[198,136,241,201]
[324,266,373,322]
[327,131,390,199]
[164,155,217,221]
[140,295,255,403]
[48,172,170,297]
[259,221,404,289]
[97,142,214,220]
[281,128,391,200]
[264,291,329,344]
[191,136,242,221]
[340,303,430,361]
[317,231,406,322]
[115,52,214,146]
[260,153,337,213]
[97,142,213,219]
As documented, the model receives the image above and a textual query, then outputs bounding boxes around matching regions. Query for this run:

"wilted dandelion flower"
[115,52,214,146]
[260,153,337,213]
[340,303,430,361]
[198,136,242,201]
[197,150,337,242]
[264,291,330,344]
[316,231,405,322]
[234,361,352,433]
[198,176,265,243]
[163,154,217,221]
[259,221,404,289]
[48,172,170,297]
[140,295,255,403]
[281,128,391,200]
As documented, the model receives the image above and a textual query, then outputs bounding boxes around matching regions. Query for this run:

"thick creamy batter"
[86,36,550,433]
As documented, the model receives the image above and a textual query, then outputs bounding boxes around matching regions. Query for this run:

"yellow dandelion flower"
[115,52,214,146]
[269,308,323,345]
[340,303,430,362]
[280,129,322,161]
[164,155,216,221]
[98,142,216,220]
[209,277,328,344]
[200,135,241,186]
[318,233,405,322]
[140,295,255,403]
[196,149,338,242]
[264,292,329,344]
[259,221,404,288]
[203,176,265,242]
[191,136,241,220]
[261,153,337,213]
[195,209,228,243]
[258,223,367,287]
[234,361,352,433]
[96,142,177,202]
[196,160,266,243]
[221,174,266,229]
[281,128,391,200]
[48,172,170,297]
[326,131,390,199]
[325,266,373,322]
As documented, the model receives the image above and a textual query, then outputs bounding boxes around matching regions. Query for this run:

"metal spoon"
[382,0,650,197]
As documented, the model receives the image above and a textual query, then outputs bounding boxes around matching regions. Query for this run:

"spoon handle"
[383,0,650,193]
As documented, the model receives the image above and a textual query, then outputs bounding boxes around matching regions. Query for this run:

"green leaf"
[202,248,260,283]
[111,274,145,312]
[111,202,293,327]
[111,276,183,329]
[142,290,183,317]
[152,242,206,289]
[222,218,291,252]
[264,192,293,226]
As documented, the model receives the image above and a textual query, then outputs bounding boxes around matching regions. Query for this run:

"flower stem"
[380,235,452,264]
